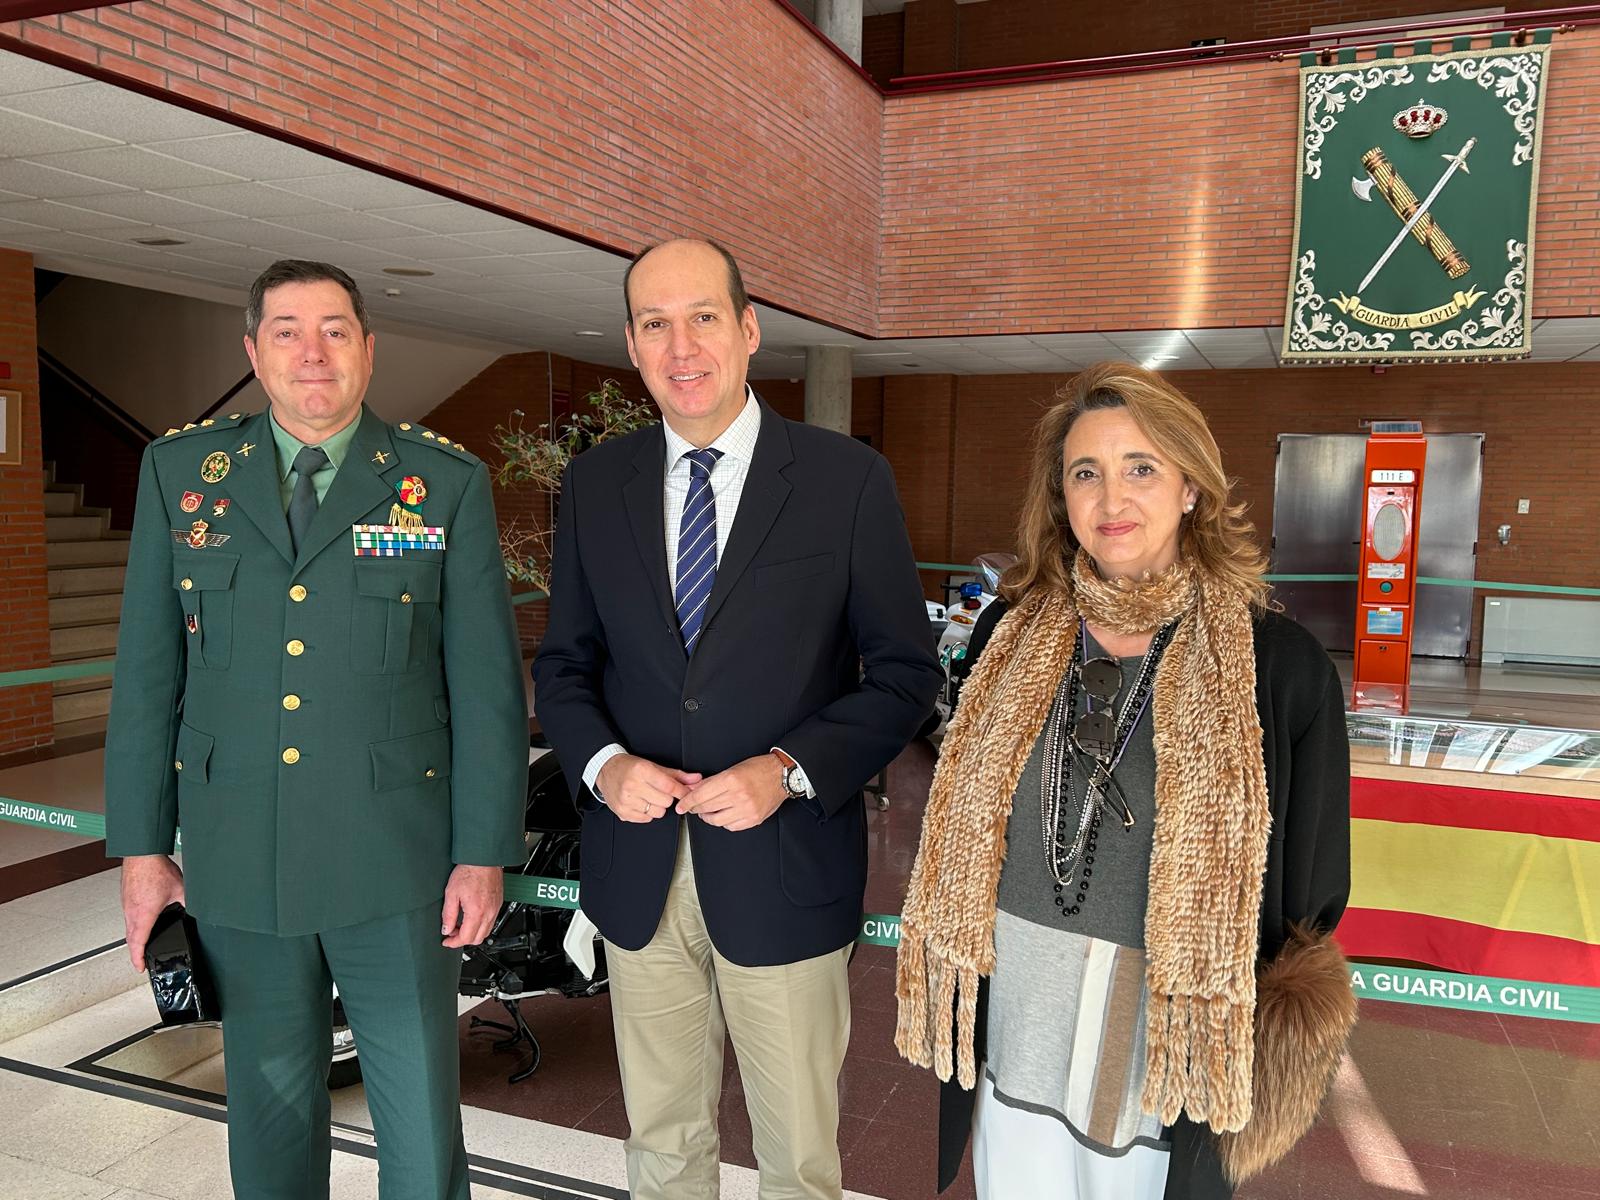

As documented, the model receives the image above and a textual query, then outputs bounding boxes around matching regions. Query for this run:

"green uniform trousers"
[199,900,468,1200]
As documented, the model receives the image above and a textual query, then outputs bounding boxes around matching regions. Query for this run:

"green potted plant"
[492,378,656,595]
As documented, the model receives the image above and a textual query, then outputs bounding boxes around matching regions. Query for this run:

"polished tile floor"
[2,738,1598,1198]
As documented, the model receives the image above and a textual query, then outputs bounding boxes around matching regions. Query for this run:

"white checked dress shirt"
[582,390,814,800]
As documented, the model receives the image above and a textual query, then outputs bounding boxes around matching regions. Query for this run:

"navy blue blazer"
[532,399,942,967]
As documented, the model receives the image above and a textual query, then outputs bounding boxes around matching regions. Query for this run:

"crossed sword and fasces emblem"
[1349,136,1477,291]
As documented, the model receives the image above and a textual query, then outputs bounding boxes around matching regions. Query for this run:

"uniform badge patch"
[200,451,231,484]
[186,613,200,635]
[211,498,230,518]
[172,519,231,549]
[352,524,447,557]
[180,491,204,513]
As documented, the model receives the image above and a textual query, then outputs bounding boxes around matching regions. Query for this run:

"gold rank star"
[238,442,256,458]
[422,431,437,440]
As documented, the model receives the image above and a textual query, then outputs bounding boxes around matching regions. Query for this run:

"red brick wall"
[0,0,883,334]
[869,0,1554,82]
[879,25,1600,335]
[881,362,1600,657]
[882,373,959,596]
[0,249,54,754]
[7,7,1597,339]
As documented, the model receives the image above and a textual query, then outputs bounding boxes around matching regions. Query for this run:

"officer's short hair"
[623,239,750,327]
[246,259,371,341]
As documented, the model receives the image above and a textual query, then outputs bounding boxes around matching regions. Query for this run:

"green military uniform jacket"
[105,406,527,936]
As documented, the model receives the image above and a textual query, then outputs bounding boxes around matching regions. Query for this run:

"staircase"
[43,463,129,741]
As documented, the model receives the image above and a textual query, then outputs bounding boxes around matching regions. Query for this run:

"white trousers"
[972,1069,1170,1200]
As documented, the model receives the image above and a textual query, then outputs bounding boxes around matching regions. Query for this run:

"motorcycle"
[332,749,605,1088]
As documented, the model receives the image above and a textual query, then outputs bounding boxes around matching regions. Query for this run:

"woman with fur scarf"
[896,363,1357,1199]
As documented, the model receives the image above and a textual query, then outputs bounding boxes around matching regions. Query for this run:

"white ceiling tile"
[460,228,588,254]
[176,218,341,251]
[366,202,524,235]
[25,146,242,189]
[0,228,138,254]
[0,198,143,232]
[0,215,53,237]
[270,242,396,267]
[271,210,427,240]
[435,254,555,278]
[4,81,232,143]
[0,53,86,96]
[0,157,132,198]
[349,234,500,261]
[0,107,120,156]
[162,261,250,286]
[271,171,437,209]
[146,132,349,180]
[166,242,279,270]
[61,190,239,227]
[154,182,345,219]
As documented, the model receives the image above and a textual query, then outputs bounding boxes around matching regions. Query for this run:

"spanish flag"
[1338,776,1600,987]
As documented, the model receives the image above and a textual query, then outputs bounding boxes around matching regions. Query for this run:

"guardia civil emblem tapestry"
[1281,33,1551,364]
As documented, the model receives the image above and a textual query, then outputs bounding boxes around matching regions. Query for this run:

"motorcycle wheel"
[328,995,362,1089]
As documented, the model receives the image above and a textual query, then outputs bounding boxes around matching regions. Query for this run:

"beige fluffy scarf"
[895,551,1270,1133]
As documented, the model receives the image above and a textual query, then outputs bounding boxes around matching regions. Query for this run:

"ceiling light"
[133,236,187,246]
[384,287,402,297]
[902,362,920,368]
[574,329,605,337]
[382,267,434,277]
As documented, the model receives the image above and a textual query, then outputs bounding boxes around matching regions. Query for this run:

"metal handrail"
[39,347,156,444]
[195,372,256,423]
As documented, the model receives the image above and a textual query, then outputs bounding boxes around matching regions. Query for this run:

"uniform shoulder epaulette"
[393,422,480,463]
[156,412,251,441]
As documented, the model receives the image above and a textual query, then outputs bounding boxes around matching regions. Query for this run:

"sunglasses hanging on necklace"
[1039,619,1178,886]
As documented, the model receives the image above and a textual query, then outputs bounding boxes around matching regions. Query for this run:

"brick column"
[0,248,53,755]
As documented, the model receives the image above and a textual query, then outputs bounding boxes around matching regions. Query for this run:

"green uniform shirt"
[269,407,361,510]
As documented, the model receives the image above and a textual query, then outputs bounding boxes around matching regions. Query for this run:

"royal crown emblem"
[1393,99,1448,139]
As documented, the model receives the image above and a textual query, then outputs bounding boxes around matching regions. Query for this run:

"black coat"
[936,599,1351,1199]
[533,399,943,968]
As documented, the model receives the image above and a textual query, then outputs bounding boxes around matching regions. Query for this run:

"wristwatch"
[771,748,808,799]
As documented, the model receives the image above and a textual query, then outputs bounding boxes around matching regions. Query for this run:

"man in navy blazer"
[533,239,940,1199]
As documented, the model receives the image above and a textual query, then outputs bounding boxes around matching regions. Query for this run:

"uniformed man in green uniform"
[105,259,527,1199]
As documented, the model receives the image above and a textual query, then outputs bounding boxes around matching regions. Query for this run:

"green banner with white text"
[1282,34,1551,363]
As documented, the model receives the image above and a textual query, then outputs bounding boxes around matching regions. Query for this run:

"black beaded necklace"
[1039,619,1178,916]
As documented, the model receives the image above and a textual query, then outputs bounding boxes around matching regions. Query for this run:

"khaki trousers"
[605,827,852,1200]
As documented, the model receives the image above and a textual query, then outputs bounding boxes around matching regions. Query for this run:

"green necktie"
[287,444,329,555]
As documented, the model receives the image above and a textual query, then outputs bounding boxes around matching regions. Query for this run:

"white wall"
[37,276,505,433]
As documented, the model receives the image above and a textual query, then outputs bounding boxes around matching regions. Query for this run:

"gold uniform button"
[175,760,183,771]
[282,694,301,711]
[287,639,305,656]
[400,592,413,604]
[282,747,301,765]
[399,423,412,430]
[180,578,193,591]
[289,585,308,602]
[424,768,437,778]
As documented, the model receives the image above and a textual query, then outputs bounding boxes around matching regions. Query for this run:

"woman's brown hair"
[1002,361,1270,608]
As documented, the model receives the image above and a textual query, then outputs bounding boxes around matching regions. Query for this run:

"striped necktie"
[674,447,723,656]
